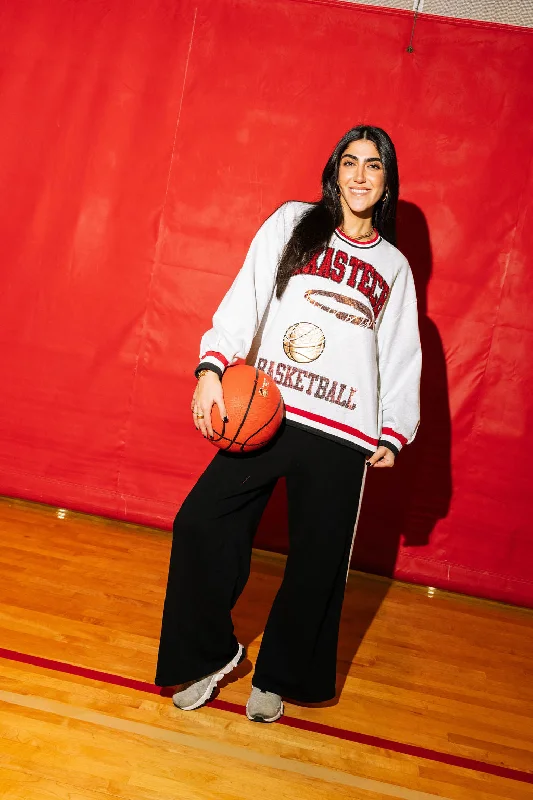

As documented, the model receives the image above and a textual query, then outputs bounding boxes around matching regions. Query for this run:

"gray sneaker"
[172,644,245,711]
[246,686,284,723]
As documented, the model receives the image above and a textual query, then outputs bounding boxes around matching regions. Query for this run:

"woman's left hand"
[367,446,395,468]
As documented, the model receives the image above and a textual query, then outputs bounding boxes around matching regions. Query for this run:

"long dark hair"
[275,125,399,299]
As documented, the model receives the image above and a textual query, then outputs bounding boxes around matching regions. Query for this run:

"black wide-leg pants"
[155,423,366,703]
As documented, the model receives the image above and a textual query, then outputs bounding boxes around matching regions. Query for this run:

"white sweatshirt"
[196,202,421,456]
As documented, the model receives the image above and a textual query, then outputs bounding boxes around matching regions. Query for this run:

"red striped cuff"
[201,351,229,367]
[199,351,229,374]
[380,427,408,451]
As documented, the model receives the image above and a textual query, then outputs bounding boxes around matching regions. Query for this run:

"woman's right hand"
[191,371,228,439]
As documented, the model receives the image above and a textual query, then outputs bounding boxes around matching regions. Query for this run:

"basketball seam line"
[241,398,284,449]
[224,369,260,451]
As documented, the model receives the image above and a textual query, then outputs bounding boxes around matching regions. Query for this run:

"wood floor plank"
[0,652,530,799]
[0,495,532,800]
[0,698,425,800]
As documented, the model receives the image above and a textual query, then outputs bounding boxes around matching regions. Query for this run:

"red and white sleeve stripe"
[198,350,229,375]
[380,427,408,452]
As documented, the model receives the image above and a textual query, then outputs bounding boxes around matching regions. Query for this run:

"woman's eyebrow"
[342,154,382,163]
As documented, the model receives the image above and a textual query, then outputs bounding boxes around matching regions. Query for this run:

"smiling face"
[337,139,386,221]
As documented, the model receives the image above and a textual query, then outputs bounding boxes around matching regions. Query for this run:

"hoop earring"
[335,185,340,195]
[382,190,389,203]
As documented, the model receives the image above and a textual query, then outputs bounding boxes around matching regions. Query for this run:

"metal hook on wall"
[406,0,424,53]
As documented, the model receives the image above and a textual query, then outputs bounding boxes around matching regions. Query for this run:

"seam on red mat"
[289,0,533,35]
[0,468,177,507]
[397,552,533,588]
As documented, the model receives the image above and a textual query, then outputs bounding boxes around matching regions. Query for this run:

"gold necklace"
[341,225,375,240]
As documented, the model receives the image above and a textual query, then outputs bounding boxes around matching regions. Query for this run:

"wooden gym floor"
[0,496,532,799]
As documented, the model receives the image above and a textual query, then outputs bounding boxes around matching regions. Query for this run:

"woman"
[155,125,421,724]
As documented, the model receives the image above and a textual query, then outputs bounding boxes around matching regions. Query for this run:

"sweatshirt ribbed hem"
[285,418,374,457]
[284,405,378,456]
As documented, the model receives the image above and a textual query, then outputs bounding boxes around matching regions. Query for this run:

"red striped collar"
[335,227,381,247]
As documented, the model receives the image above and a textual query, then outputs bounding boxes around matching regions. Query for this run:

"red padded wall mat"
[1,0,532,605]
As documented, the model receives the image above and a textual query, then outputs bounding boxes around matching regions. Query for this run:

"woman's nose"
[354,164,366,183]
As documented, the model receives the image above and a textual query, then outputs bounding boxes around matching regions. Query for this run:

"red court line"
[1,646,531,786]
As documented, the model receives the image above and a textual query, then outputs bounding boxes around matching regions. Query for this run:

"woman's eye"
[368,163,382,170]
[342,160,354,167]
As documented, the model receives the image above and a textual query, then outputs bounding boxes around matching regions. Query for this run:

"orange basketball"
[210,365,284,452]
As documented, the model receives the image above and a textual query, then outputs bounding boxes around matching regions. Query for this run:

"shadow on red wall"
[354,200,452,568]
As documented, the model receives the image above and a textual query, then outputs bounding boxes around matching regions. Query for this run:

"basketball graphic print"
[304,289,375,329]
[283,322,325,363]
